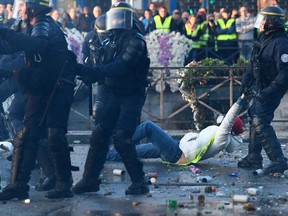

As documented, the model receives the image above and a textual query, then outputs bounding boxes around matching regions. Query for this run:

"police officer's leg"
[113,129,149,195]
[238,121,263,169]
[0,94,43,201]
[45,128,73,198]
[252,115,288,174]
[35,137,56,191]
[114,95,149,195]
[73,125,110,193]
[44,84,75,199]
[238,100,263,169]
[0,127,38,200]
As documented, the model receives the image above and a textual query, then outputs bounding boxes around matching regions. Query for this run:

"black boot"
[125,180,149,195]
[113,130,149,195]
[263,156,288,174]
[0,127,38,201]
[238,124,263,169]
[252,117,287,174]
[45,181,74,199]
[73,127,109,194]
[45,128,73,199]
[0,183,29,201]
[238,153,263,169]
[35,175,56,191]
[73,178,101,194]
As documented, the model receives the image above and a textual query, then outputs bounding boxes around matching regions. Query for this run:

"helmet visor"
[254,13,266,31]
[106,9,133,30]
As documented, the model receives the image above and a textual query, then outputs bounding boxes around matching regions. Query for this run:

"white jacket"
[178,100,243,164]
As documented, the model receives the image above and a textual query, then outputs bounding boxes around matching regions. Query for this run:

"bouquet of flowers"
[145,30,192,92]
[63,28,85,63]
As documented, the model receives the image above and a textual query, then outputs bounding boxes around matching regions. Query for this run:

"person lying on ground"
[107,94,245,164]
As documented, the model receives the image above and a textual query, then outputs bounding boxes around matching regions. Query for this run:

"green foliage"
[178,57,249,130]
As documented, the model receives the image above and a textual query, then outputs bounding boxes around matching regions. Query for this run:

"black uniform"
[82,29,111,124]
[0,14,77,200]
[74,29,150,195]
[240,29,288,173]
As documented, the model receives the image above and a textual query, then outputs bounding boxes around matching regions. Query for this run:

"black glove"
[76,63,91,76]
[240,86,253,96]
[76,64,105,84]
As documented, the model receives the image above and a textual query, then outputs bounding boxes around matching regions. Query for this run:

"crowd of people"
[0,0,287,203]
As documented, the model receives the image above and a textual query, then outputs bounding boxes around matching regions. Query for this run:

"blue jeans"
[106,120,182,163]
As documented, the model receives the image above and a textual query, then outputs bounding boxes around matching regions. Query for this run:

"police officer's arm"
[0,21,49,53]
[261,41,288,97]
[0,35,21,54]
[240,62,255,95]
[77,37,146,82]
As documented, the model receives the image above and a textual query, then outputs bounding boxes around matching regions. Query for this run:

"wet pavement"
[1,135,288,216]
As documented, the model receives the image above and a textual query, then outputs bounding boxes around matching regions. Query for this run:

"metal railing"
[142,65,247,129]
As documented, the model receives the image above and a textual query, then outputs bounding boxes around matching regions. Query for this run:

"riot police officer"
[73,2,150,195]
[82,15,112,125]
[238,6,288,174]
[0,0,77,200]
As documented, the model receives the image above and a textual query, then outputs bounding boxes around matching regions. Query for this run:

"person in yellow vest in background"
[183,15,202,64]
[215,9,239,65]
[151,6,179,33]
[195,10,211,60]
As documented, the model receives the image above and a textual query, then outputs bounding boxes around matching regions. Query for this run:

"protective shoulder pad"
[122,32,146,64]
[31,17,50,37]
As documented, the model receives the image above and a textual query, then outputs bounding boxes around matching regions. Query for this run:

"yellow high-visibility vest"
[185,24,201,49]
[154,15,172,33]
[217,18,237,40]
[200,22,210,46]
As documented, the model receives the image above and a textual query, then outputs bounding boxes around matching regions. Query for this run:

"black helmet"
[94,15,112,45]
[254,6,286,31]
[26,0,52,17]
[106,2,134,31]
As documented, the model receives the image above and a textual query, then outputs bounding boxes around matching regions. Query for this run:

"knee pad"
[90,125,105,147]
[113,129,130,152]
[252,115,275,139]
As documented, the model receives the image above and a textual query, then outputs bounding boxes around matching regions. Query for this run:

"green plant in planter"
[178,57,249,130]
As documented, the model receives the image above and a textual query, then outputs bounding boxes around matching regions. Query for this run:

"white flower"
[63,28,85,63]
[145,30,192,92]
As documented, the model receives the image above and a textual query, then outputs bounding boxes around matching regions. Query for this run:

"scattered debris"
[232,195,250,203]
[247,188,259,196]
[228,172,238,177]
[132,201,139,206]
[196,176,212,183]
[198,194,205,203]
[167,200,177,207]
[145,172,158,179]
[189,165,202,174]
[113,169,125,176]
[253,169,263,176]
[243,203,256,211]
[204,186,213,193]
